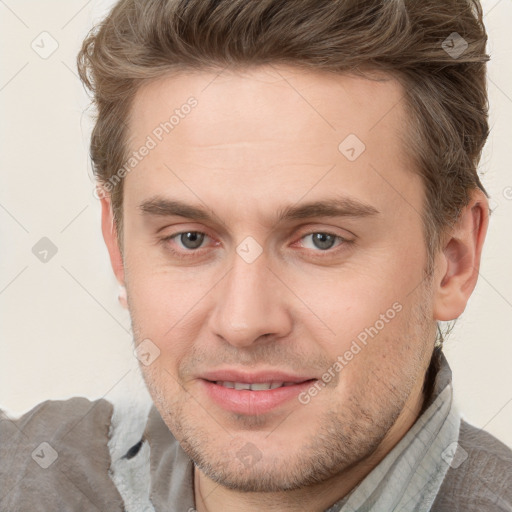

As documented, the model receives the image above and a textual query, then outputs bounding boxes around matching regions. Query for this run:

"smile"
[200,378,317,415]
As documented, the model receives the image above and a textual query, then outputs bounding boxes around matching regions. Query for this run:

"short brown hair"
[77,0,490,268]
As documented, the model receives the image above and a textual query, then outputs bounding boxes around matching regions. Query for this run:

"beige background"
[1,0,511,448]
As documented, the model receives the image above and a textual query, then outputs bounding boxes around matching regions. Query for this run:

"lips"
[198,369,317,415]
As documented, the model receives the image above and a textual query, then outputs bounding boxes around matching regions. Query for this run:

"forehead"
[124,65,422,227]
[129,65,408,150]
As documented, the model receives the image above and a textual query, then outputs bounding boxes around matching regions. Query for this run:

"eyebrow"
[138,195,380,224]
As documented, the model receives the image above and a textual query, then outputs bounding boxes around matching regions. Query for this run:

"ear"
[100,192,125,289]
[433,189,489,321]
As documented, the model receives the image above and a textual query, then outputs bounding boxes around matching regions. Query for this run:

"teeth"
[216,381,287,391]
[251,383,274,391]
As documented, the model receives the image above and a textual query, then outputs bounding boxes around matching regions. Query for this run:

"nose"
[208,250,293,348]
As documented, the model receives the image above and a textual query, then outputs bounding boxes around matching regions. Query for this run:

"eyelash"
[160,230,352,259]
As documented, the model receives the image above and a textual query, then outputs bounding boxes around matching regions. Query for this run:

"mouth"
[212,381,305,391]
[198,371,318,415]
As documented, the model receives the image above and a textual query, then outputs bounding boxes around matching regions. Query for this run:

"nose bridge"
[209,249,291,347]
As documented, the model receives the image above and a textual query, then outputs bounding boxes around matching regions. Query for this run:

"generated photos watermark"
[298,301,403,405]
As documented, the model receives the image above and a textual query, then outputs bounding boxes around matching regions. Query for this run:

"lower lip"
[200,379,317,415]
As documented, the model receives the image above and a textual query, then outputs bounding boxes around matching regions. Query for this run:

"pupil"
[313,233,334,250]
[181,232,204,249]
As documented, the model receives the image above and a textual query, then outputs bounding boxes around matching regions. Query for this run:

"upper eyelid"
[295,228,350,241]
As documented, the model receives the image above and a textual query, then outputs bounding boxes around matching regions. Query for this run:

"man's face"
[119,66,436,491]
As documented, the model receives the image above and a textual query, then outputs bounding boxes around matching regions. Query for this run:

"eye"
[164,231,209,251]
[299,232,347,251]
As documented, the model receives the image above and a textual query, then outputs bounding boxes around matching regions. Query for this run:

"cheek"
[287,265,408,351]
[126,266,210,373]
[329,316,423,418]
[126,261,200,333]
[294,272,418,395]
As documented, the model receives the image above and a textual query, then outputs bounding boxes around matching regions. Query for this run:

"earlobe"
[118,285,128,309]
[100,193,125,287]
[433,190,489,321]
